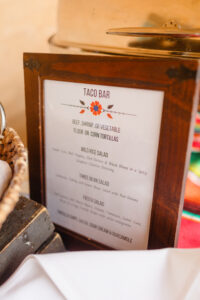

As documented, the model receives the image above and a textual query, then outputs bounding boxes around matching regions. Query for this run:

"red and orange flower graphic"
[79,99,114,118]
[90,101,102,116]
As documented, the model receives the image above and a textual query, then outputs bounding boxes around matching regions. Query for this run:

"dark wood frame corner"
[24,53,200,250]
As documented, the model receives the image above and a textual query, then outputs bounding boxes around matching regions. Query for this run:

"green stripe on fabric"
[182,210,200,222]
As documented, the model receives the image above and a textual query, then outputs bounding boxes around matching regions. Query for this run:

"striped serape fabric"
[179,113,200,248]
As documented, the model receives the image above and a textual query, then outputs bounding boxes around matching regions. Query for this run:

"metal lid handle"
[0,103,6,139]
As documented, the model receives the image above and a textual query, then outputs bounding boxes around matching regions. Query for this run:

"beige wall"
[1,0,200,144]
[57,0,200,47]
[0,0,57,143]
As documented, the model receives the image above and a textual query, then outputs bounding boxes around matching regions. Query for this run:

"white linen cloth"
[0,248,200,299]
[0,160,12,198]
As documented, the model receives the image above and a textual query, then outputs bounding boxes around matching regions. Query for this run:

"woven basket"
[0,127,27,228]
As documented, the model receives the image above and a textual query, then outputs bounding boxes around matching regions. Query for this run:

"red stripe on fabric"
[196,117,200,124]
[192,141,200,148]
[178,217,200,248]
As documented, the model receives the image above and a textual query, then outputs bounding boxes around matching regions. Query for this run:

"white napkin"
[0,160,12,198]
[0,248,200,300]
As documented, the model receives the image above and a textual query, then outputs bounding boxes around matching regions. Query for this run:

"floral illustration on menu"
[79,100,114,119]
[63,98,135,119]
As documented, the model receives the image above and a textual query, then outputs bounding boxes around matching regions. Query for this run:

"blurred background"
[1,0,200,248]
[0,0,57,143]
[1,0,200,144]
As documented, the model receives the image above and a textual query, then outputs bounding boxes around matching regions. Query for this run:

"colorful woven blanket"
[179,113,200,248]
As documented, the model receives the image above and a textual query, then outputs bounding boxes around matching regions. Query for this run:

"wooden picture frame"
[24,53,200,250]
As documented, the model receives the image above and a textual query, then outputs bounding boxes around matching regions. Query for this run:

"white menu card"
[44,80,164,249]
